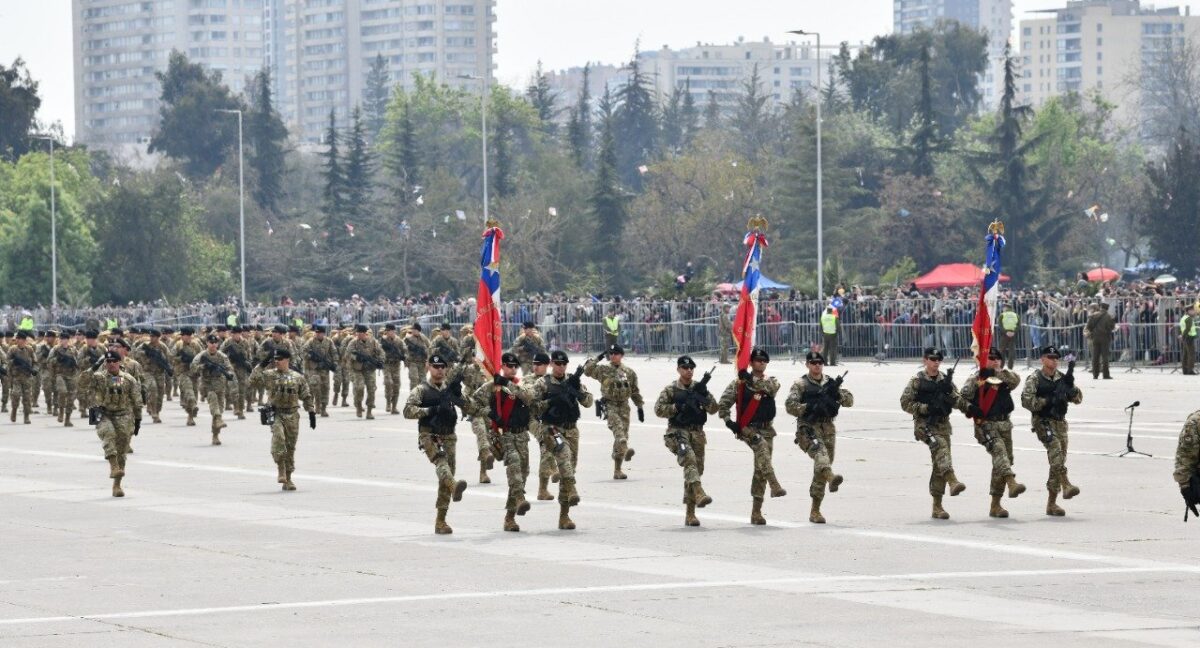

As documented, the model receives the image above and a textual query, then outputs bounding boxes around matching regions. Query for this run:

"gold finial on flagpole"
[989,219,1004,235]
[485,217,501,230]
[747,215,769,232]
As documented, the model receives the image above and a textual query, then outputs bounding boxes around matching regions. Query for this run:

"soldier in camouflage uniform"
[402,323,431,391]
[583,344,645,480]
[248,348,316,491]
[455,354,493,484]
[526,350,588,530]
[75,330,106,416]
[91,350,143,497]
[48,334,81,427]
[1020,345,1083,516]
[471,352,534,531]
[404,354,470,534]
[173,327,203,426]
[300,324,336,417]
[331,328,350,408]
[379,324,406,414]
[191,335,235,445]
[0,332,10,412]
[343,324,384,419]
[431,323,461,363]
[136,329,173,424]
[960,348,1027,518]
[1174,411,1200,509]
[159,327,176,401]
[35,331,56,413]
[785,350,853,524]
[509,322,546,376]
[655,355,719,527]
[719,347,789,525]
[900,348,968,520]
[220,326,256,420]
[7,332,37,424]
[527,352,559,500]
[459,325,476,360]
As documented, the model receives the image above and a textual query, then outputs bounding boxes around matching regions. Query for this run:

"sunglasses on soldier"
[552,360,567,366]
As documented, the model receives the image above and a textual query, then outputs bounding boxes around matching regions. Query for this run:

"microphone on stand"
[1125,400,1140,410]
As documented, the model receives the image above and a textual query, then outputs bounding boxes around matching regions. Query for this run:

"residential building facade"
[893,0,1013,108]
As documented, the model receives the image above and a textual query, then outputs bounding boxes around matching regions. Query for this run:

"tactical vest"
[1034,372,1069,420]
[540,378,581,426]
[974,382,1014,420]
[269,370,304,409]
[798,378,836,419]
[95,372,136,413]
[490,390,531,430]
[668,385,708,428]
[417,382,458,433]
[913,375,942,405]
[603,367,633,401]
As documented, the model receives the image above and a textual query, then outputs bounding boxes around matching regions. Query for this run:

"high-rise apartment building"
[73,0,267,152]
[1017,0,1200,121]
[73,0,495,151]
[893,0,1013,108]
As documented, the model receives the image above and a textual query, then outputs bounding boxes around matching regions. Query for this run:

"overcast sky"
[0,0,1170,141]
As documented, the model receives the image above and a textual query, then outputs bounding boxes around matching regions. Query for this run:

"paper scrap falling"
[548,207,558,216]
[266,220,274,236]
[361,266,370,272]
[416,195,424,205]
[443,215,450,223]
[299,223,312,230]
[345,223,355,237]
[638,165,649,174]
[455,209,466,221]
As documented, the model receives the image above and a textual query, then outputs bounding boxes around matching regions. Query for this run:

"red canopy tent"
[1085,267,1120,282]
[913,263,1011,290]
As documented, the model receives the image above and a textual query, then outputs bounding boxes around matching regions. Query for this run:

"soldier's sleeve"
[784,380,806,418]
[247,365,264,390]
[1020,372,1043,411]
[1069,384,1083,405]
[1174,414,1200,485]
[189,352,203,376]
[521,379,545,413]
[582,357,600,379]
[372,339,385,362]
[220,353,235,374]
[900,377,924,415]
[1000,369,1021,391]
[654,386,676,419]
[629,369,644,407]
[703,390,719,414]
[403,385,428,420]
[299,374,314,413]
[716,379,738,421]
[469,383,491,413]
[576,383,594,408]
[959,377,977,403]
[838,386,854,407]
[129,374,144,416]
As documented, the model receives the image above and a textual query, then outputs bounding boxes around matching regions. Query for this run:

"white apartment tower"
[893,0,1013,108]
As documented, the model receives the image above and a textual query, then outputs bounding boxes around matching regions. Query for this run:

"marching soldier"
[1021,345,1083,516]
[160,327,177,401]
[136,329,172,424]
[342,324,383,419]
[526,350,588,530]
[402,323,431,391]
[404,354,470,534]
[300,324,336,417]
[510,322,545,376]
[1085,302,1115,380]
[431,323,461,363]
[0,332,10,412]
[220,326,256,419]
[47,333,81,427]
[900,348,968,520]
[459,324,476,360]
[331,327,351,408]
[75,330,106,416]
[248,348,316,491]
[785,350,854,524]
[7,332,37,424]
[960,348,1027,518]
[379,324,406,414]
[471,352,534,531]
[1174,410,1200,514]
[717,304,733,364]
[90,350,142,497]
[528,352,558,500]
[719,347,789,525]
[655,356,718,527]
[190,335,235,445]
[456,352,494,484]
[173,327,203,426]
[583,344,645,480]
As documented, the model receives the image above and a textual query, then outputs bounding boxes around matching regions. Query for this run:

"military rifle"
[145,345,173,377]
[353,348,383,370]
[380,338,405,363]
[9,352,36,376]
[200,354,233,380]
[306,347,337,372]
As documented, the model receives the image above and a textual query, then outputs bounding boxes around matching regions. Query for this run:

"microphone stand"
[1113,403,1152,458]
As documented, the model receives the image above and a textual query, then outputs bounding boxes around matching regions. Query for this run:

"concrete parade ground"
[0,355,1197,647]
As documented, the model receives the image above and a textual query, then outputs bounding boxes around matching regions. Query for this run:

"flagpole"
[733,215,769,429]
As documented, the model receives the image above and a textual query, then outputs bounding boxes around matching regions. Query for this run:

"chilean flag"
[971,227,1005,414]
[474,224,504,375]
[732,229,768,372]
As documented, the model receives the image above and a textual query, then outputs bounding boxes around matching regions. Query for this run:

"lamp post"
[458,73,489,222]
[788,30,823,301]
[33,136,57,311]
[216,108,246,309]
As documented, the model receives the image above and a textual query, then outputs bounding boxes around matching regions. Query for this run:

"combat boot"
[750,498,766,525]
[211,431,222,446]
[276,461,286,484]
[690,481,713,508]
[1061,477,1080,500]
[516,498,531,516]
[989,494,1009,518]
[613,458,627,480]
[56,409,63,423]
[481,448,495,471]
[563,479,581,506]
[558,504,576,530]
[9,408,15,423]
[809,498,826,524]
[452,479,468,502]
[504,510,520,532]
[320,407,329,418]
[63,411,73,427]
[152,414,162,424]
[684,502,700,527]
[23,412,30,424]
[479,464,490,484]
[1006,475,1026,498]
[341,396,348,407]
[111,475,124,498]
[945,471,966,496]
[283,476,296,492]
[186,412,195,426]
[931,495,950,520]
[356,405,363,418]
[365,407,374,420]
[107,455,124,479]
[1046,492,1065,516]
[768,475,787,498]
[434,508,452,535]
[537,475,553,500]
[235,411,245,420]
[820,468,844,493]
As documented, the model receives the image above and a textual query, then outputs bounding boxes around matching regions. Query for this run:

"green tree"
[381,92,419,206]
[906,40,939,178]
[491,93,516,199]
[704,90,721,130]
[363,54,390,141]
[565,64,592,168]
[0,58,41,163]
[1142,132,1200,277]
[592,88,626,292]
[614,56,659,191]
[525,60,559,136]
[246,67,288,212]
[343,106,373,221]
[149,50,243,177]
[731,64,773,163]
[680,80,700,149]
[321,110,346,222]
[661,86,685,155]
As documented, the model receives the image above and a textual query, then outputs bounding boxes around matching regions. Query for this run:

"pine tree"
[246,67,287,212]
[525,60,558,135]
[363,54,390,142]
[660,86,684,155]
[321,110,345,221]
[614,56,659,191]
[703,90,721,130]
[492,93,516,198]
[343,106,373,221]
[566,63,592,168]
[383,95,419,206]
[731,64,771,163]
[1143,131,1200,277]
[680,80,699,149]
[591,87,626,293]
[907,41,938,178]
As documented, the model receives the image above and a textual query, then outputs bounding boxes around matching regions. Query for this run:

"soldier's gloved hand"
[724,418,740,436]
[133,419,141,436]
[436,401,455,417]
[488,410,501,425]
[979,368,995,379]
[966,403,985,419]
[738,368,752,382]
[637,407,644,423]
[309,411,317,429]
[596,351,607,361]
[567,373,582,390]
[493,374,510,387]
[672,390,688,407]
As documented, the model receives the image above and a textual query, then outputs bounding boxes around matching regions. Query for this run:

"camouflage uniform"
[220,336,256,418]
[172,338,204,425]
[1021,367,1084,514]
[471,377,534,530]
[525,373,559,499]
[0,338,9,412]
[655,379,719,525]
[510,332,546,376]
[91,366,142,497]
[404,377,470,534]
[1173,411,1200,489]
[900,370,968,518]
[526,372,590,529]
[331,331,350,407]
[136,339,173,423]
[379,333,405,413]
[402,331,431,391]
[583,356,644,478]
[75,342,106,415]
[47,343,81,426]
[342,336,384,418]
[718,373,790,524]
[190,348,234,442]
[248,364,314,490]
[300,335,337,417]
[960,369,1027,516]
[7,343,38,423]
[455,361,494,483]
[36,339,54,412]
[431,334,461,363]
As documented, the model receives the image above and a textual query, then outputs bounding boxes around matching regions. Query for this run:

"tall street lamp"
[458,73,489,222]
[788,30,824,301]
[216,108,246,309]
[33,135,57,311]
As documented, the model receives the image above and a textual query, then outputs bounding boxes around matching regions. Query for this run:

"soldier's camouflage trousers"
[144,372,164,417]
[797,421,837,500]
[740,424,780,500]
[665,427,707,504]
[976,419,1016,496]
[177,375,198,415]
[532,420,559,481]
[471,416,490,460]
[9,374,35,419]
[419,430,458,509]
[271,410,301,473]
[332,364,348,404]
[96,410,133,467]
[306,370,330,415]
[1,374,9,411]
[497,429,530,510]
[382,362,402,408]
[232,368,251,415]
[206,382,227,432]
[351,369,376,411]
[915,419,955,497]
[406,361,425,392]
[606,403,632,460]
[1034,417,1070,493]
[544,425,578,506]
[55,374,77,419]
[41,371,55,411]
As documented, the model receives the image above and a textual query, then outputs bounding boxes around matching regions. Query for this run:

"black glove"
[1062,362,1076,387]
[133,419,141,436]
[436,401,455,417]
[493,374,510,387]
[807,400,827,419]
[738,369,752,382]
[637,407,644,423]
[309,411,317,429]
[596,351,607,361]
[694,383,709,399]
[979,368,995,379]
[488,409,501,425]
[724,419,741,435]
[567,373,581,390]
[673,390,689,407]
[966,403,985,419]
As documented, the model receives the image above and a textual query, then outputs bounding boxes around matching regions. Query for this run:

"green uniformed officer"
[719,347,790,525]
[655,356,718,527]
[1021,345,1083,516]
[249,348,316,491]
[900,347,968,520]
[91,350,143,497]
